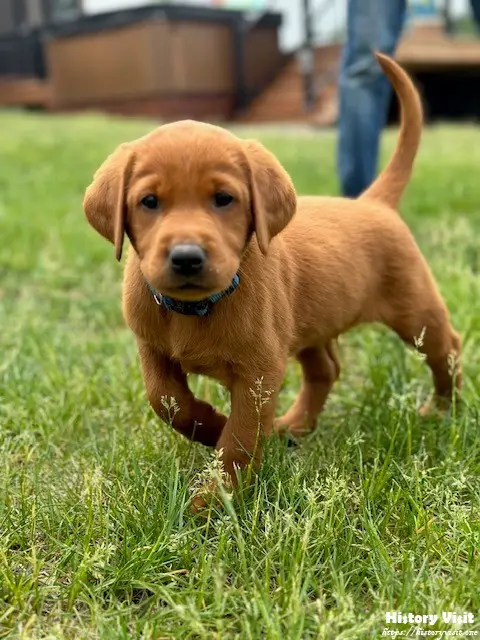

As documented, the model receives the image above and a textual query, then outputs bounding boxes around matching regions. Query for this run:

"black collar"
[145,274,240,317]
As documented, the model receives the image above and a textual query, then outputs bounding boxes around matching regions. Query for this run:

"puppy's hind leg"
[380,268,462,413]
[275,341,340,437]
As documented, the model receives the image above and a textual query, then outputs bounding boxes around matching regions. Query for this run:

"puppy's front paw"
[189,449,235,514]
[190,479,234,515]
[419,393,460,419]
[274,415,313,439]
[190,490,211,514]
[419,400,437,418]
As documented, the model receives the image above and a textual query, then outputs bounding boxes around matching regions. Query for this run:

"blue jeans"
[471,0,480,30]
[337,0,480,198]
[337,0,406,198]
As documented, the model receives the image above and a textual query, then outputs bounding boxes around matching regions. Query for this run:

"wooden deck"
[397,29,480,69]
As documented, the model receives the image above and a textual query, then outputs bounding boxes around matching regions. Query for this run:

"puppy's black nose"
[169,243,206,276]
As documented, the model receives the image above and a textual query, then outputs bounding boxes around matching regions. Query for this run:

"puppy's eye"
[213,191,234,209]
[141,195,160,210]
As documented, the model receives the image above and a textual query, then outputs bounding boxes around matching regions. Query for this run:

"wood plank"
[397,34,480,68]
[0,77,52,107]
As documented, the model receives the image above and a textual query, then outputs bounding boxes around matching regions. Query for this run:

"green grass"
[1,112,480,639]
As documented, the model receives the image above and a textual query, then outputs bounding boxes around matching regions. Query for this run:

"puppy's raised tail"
[359,52,423,210]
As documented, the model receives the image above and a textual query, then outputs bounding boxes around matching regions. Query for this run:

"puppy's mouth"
[177,282,207,291]
[155,278,220,301]
[142,262,238,302]
[172,282,212,300]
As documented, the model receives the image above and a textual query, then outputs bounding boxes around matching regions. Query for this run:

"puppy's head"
[83,120,296,301]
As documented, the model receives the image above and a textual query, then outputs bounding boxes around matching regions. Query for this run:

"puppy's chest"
[172,340,234,385]
[157,317,236,383]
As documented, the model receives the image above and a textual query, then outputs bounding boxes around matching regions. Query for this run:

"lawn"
[1,112,480,639]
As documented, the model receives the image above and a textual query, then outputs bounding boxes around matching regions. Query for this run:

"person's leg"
[337,0,407,198]
[469,0,480,31]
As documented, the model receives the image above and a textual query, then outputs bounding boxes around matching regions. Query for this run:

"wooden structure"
[0,3,285,121]
[0,77,52,107]
[45,7,283,120]
[240,22,480,124]
[397,24,480,68]
[238,44,340,124]
[1,3,480,123]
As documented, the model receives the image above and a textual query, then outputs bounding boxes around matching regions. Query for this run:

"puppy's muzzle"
[169,243,206,278]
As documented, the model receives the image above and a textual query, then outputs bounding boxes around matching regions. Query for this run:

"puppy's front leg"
[192,369,283,511]
[137,340,226,446]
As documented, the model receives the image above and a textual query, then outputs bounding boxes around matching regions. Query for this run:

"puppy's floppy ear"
[243,139,297,255]
[83,143,135,261]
